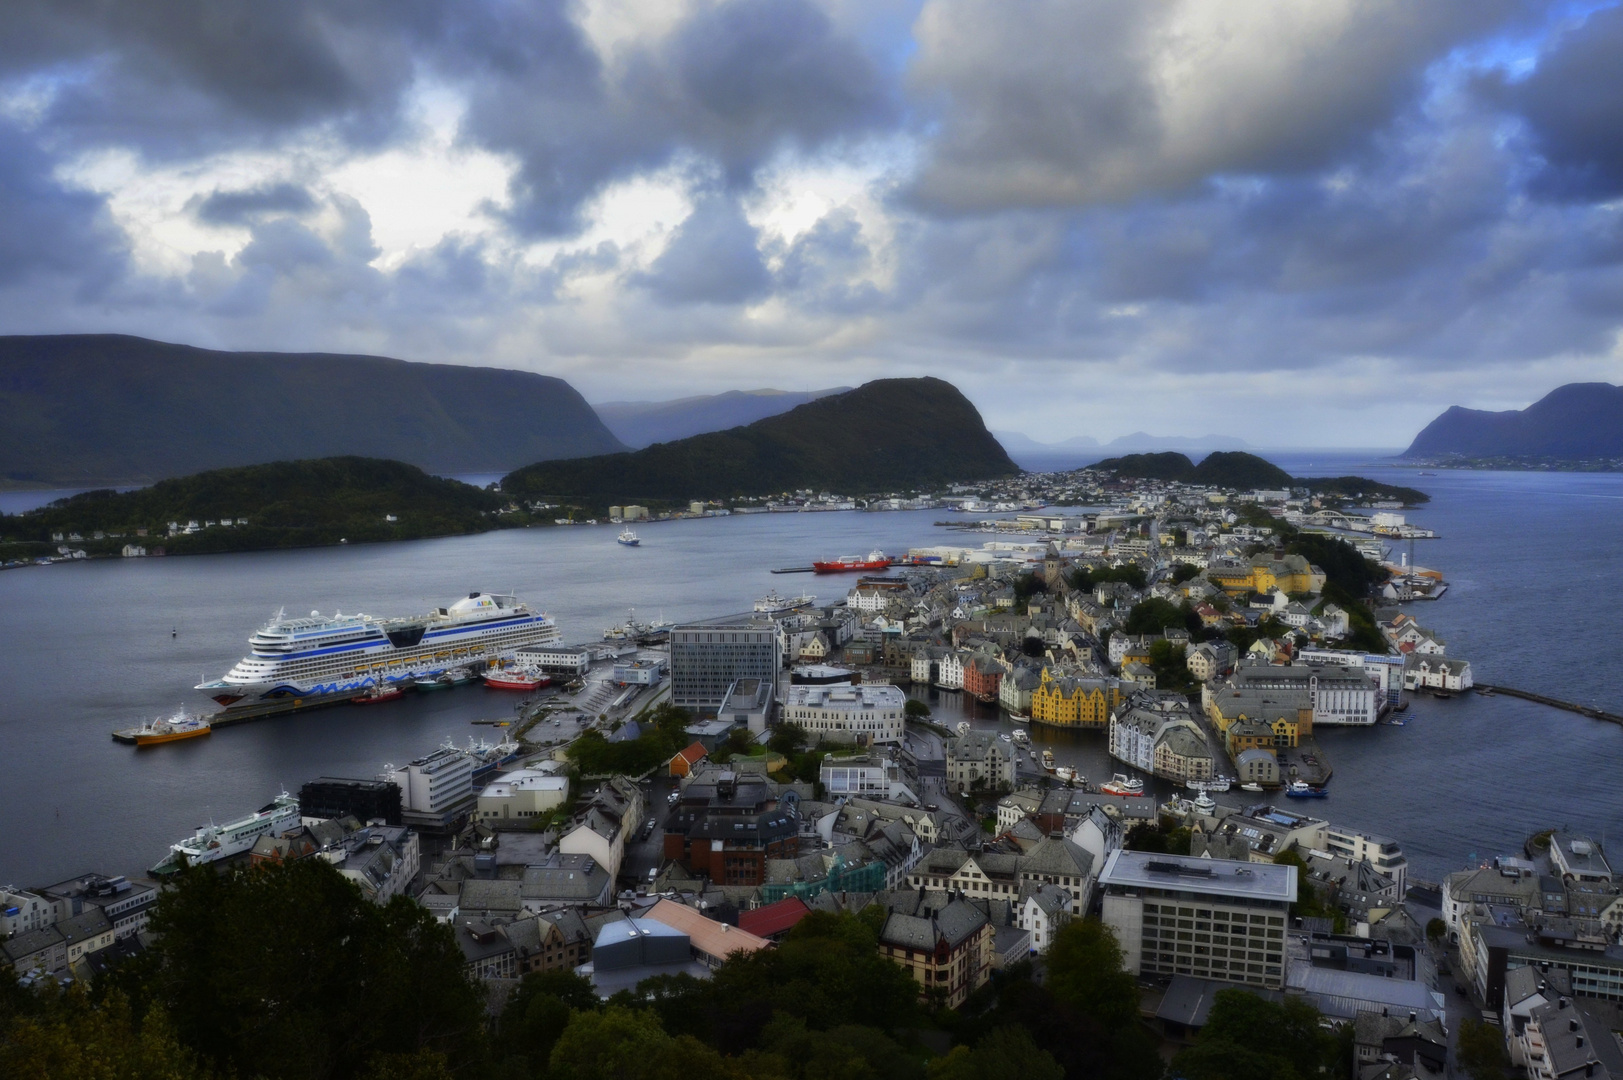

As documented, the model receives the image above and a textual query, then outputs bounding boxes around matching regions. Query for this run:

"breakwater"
[1476,684,1623,726]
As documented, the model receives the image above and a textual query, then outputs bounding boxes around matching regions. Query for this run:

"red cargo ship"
[812,549,892,573]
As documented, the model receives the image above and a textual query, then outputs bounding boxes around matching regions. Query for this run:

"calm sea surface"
[2,457,1620,887]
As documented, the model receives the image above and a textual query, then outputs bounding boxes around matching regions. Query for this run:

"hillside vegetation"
[2,457,503,554]
[595,387,851,447]
[0,334,624,487]
[503,377,1019,508]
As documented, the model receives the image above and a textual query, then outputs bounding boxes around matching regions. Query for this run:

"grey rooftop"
[1099,849,1297,903]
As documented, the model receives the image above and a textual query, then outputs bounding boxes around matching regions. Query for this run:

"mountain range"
[0,335,624,487]
[503,377,1018,506]
[595,387,851,448]
[994,430,1250,453]
[1403,382,1623,460]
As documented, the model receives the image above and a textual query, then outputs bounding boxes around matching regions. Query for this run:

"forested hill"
[1404,382,1623,460]
[1089,451,1429,504]
[1091,451,1294,489]
[0,334,625,487]
[502,377,1018,506]
[4,457,502,554]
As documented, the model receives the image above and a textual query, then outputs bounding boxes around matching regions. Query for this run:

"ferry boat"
[352,684,405,705]
[483,667,549,691]
[415,669,474,691]
[1285,780,1328,799]
[1100,774,1146,797]
[754,591,816,614]
[131,711,212,746]
[1040,750,1056,773]
[812,550,891,574]
[198,593,561,707]
[617,529,640,547]
[151,791,299,875]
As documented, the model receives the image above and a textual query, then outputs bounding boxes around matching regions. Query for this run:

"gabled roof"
[738,896,812,939]
[673,740,708,766]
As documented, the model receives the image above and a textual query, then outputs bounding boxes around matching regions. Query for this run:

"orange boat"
[131,713,213,746]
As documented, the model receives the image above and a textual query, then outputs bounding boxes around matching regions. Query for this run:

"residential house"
[878,898,993,1008]
[1020,884,1072,955]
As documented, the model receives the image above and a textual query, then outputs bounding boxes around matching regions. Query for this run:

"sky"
[2,0,1622,446]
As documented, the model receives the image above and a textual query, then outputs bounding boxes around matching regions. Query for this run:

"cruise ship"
[198,592,562,706]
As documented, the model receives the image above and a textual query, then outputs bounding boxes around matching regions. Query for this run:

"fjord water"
[1,459,1620,887]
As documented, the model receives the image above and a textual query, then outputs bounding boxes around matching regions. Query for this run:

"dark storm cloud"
[1479,5,1623,201]
[638,195,771,305]
[189,182,318,225]
[0,119,126,290]
[905,0,1533,212]
[1,0,428,158]
[457,0,895,235]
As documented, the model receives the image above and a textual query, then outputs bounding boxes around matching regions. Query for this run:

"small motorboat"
[1240,782,1265,793]
[1285,780,1328,799]
[1040,750,1056,773]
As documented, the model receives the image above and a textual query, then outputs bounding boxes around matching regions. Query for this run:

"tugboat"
[1285,780,1328,799]
[352,683,405,705]
[1100,774,1146,797]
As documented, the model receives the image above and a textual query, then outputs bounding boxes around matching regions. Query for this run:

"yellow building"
[1205,553,1325,597]
[1031,671,1123,729]
[1205,690,1309,748]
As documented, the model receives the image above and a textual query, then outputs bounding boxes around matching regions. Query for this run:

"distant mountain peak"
[1404,382,1623,459]
[594,386,853,447]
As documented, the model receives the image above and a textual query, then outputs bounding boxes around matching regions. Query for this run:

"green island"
[1089,452,1429,505]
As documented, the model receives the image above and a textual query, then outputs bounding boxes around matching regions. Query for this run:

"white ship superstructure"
[198,592,562,706]
[152,792,300,874]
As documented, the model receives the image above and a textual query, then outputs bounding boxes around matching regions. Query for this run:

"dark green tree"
[127,857,485,1080]
[904,698,931,719]
[1169,990,1336,1080]
[1457,1017,1512,1080]
[927,1025,1062,1080]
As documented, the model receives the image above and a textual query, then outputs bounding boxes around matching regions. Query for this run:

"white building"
[391,747,474,817]
[936,651,965,690]
[1099,850,1296,989]
[611,657,666,685]
[819,751,919,802]
[0,888,56,936]
[1019,885,1073,955]
[1402,655,1474,694]
[517,644,592,677]
[1324,824,1409,895]
[782,683,907,744]
[477,769,570,822]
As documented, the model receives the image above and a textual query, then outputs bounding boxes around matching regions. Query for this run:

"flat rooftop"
[1099,849,1298,903]
[784,683,905,708]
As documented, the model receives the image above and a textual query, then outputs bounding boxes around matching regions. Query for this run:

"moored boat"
[1055,766,1077,784]
[755,591,816,614]
[1040,750,1056,773]
[1192,790,1217,814]
[1011,729,1030,745]
[151,791,299,876]
[1100,773,1146,797]
[130,711,212,746]
[483,667,548,691]
[352,683,405,704]
[812,550,891,574]
[415,668,474,691]
[1240,782,1264,793]
[955,721,971,737]
[1285,780,1328,799]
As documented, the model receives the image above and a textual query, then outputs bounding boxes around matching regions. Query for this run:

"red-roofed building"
[737,896,812,941]
[670,741,708,778]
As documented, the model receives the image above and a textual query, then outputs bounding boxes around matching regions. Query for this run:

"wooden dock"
[1475,683,1623,726]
